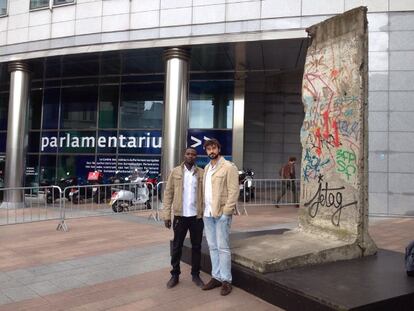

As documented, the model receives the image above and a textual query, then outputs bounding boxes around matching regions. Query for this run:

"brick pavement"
[0,205,412,310]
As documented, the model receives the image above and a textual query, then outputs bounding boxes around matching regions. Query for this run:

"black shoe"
[166,275,179,288]
[192,275,205,288]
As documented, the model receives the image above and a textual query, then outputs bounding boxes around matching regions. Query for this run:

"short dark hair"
[289,156,297,162]
[203,138,221,149]
[184,147,197,155]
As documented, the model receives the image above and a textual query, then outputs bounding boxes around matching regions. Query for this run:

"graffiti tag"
[304,181,357,226]
[336,149,357,180]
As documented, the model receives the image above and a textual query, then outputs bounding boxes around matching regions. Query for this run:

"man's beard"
[208,153,218,159]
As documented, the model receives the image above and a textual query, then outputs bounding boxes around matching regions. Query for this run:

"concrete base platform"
[231,228,370,273]
[180,229,414,310]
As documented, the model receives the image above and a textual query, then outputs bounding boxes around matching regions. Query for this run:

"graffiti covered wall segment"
[299,7,372,246]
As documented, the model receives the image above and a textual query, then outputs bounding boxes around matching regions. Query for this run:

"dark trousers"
[276,180,298,203]
[171,216,204,277]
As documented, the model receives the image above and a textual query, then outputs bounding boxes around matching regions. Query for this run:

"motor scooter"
[239,168,255,202]
[110,170,151,212]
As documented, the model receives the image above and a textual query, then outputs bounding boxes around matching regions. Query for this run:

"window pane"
[120,84,163,129]
[0,132,6,153]
[61,86,97,129]
[62,54,99,77]
[25,155,39,187]
[30,0,49,10]
[45,57,61,79]
[53,0,74,5]
[0,0,7,15]
[28,132,40,152]
[0,93,8,130]
[30,90,42,129]
[39,155,57,184]
[42,89,60,129]
[189,81,234,129]
[58,155,95,182]
[101,52,121,75]
[99,85,118,128]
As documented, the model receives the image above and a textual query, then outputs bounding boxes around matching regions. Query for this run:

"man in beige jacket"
[201,139,239,296]
[162,148,204,289]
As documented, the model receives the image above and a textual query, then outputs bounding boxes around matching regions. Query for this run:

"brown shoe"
[220,281,232,296]
[202,278,222,290]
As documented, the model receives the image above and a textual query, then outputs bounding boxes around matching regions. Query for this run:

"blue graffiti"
[303,148,330,182]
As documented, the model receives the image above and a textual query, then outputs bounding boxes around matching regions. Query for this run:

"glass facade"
[54,0,74,6]
[0,0,6,16]
[0,50,235,187]
[30,0,49,10]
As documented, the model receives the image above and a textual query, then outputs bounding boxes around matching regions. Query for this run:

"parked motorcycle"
[110,170,151,212]
[239,168,255,202]
[71,171,106,204]
[43,173,78,204]
[146,173,161,199]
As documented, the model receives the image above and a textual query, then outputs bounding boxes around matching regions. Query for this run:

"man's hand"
[164,220,171,229]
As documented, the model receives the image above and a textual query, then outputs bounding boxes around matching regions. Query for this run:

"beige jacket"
[162,163,204,221]
[203,157,239,217]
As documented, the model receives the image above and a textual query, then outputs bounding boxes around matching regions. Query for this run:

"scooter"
[239,168,255,202]
[110,170,151,213]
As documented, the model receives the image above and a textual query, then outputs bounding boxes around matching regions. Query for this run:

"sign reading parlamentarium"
[40,132,162,152]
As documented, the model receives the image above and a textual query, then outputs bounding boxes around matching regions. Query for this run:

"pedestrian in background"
[275,156,299,208]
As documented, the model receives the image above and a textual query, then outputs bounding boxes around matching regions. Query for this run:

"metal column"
[232,43,246,170]
[1,62,30,209]
[161,48,190,179]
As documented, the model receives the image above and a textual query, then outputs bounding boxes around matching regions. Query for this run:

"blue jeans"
[203,215,232,283]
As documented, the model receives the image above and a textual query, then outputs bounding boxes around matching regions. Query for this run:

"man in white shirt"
[162,148,204,288]
[201,139,239,296]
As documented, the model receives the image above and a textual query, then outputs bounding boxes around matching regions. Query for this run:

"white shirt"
[182,165,197,217]
[204,159,220,217]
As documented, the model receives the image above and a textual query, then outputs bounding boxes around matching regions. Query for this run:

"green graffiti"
[336,149,357,180]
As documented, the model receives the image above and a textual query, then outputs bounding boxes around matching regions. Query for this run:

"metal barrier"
[242,179,300,215]
[57,181,156,231]
[155,181,165,221]
[0,185,63,226]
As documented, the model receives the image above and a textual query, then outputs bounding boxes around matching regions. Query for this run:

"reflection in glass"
[0,0,7,15]
[30,0,49,10]
[0,93,8,130]
[0,132,6,153]
[25,155,39,187]
[99,86,118,128]
[40,155,57,184]
[28,132,40,152]
[45,57,61,79]
[62,54,99,77]
[61,87,97,129]
[120,84,163,129]
[189,81,234,129]
[54,0,74,5]
[58,155,95,182]
[43,89,60,129]
[30,90,42,129]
